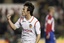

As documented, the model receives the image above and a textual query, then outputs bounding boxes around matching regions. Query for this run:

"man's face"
[51,8,55,16]
[52,8,55,13]
[22,6,28,16]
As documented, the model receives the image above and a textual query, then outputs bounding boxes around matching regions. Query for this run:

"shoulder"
[33,16,39,22]
[33,16,40,25]
[19,16,24,21]
[46,15,53,20]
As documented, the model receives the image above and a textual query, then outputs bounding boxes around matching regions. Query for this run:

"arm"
[36,34,41,43]
[7,9,19,30]
[8,18,17,30]
[35,21,41,43]
[7,13,17,30]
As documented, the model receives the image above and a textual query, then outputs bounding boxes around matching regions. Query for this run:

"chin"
[22,14,25,16]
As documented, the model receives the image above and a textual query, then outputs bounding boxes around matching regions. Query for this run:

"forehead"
[51,7,55,10]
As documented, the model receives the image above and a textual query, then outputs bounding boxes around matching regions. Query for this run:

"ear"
[27,11,30,14]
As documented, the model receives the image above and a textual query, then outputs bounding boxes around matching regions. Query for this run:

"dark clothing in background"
[0,0,4,3]
[0,22,7,34]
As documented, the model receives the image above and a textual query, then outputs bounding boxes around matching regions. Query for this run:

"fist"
[7,9,14,20]
[8,9,14,15]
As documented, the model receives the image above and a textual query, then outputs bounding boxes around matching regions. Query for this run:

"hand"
[7,9,14,20]
[7,14,11,20]
[46,33,50,39]
[8,8,14,15]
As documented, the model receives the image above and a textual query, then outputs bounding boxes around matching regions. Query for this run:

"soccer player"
[7,1,41,43]
[44,7,56,43]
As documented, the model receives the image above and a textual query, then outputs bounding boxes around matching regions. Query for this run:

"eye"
[23,8,25,10]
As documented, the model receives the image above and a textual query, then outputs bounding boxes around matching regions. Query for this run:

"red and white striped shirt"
[45,14,55,35]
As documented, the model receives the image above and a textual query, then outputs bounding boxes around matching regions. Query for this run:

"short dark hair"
[24,1,34,16]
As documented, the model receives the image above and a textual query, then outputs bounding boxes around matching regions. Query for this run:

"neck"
[25,14,32,20]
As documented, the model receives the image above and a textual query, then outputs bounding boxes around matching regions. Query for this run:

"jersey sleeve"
[35,21,41,34]
[14,18,21,29]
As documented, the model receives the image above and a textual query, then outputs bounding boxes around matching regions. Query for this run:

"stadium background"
[0,0,64,43]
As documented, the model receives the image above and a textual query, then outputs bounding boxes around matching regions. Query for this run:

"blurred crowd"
[0,0,64,43]
[0,7,21,43]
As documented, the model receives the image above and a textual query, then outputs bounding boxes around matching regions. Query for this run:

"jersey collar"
[24,16,34,22]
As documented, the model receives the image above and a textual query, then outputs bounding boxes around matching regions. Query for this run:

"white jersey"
[14,16,41,41]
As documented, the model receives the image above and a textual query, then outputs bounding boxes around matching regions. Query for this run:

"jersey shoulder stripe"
[34,21,38,27]
[30,16,34,23]
[19,16,24,22]
[33,17,39,27]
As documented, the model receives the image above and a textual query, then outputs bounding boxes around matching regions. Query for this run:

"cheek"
[53,10,55,12]
[24,10,27,14]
